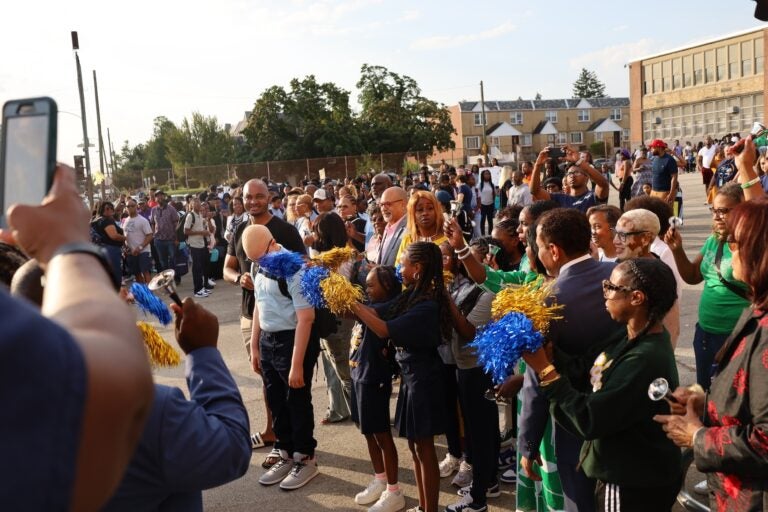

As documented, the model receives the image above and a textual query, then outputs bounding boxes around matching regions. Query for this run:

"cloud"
[400,9,420,22]
[569,38,659,70]
[612,24,628,32]
[410,20,516,50]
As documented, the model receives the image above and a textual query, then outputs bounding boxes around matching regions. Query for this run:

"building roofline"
[630,25,768,64]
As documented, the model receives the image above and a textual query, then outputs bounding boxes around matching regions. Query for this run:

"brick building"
[432,97,630,167]
[628,26,768,149]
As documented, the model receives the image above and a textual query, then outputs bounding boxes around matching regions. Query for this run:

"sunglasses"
[602,279,634,296]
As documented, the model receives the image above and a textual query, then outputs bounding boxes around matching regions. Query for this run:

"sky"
[1,0,764,169]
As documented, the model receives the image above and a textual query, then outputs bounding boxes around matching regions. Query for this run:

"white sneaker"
[194,289,209,298]
[355,478,387,505]
[207,278,216,287]
[368,489,405,512]
[279,455,319,490]
[451,460,473,488]
[439,453,461,478]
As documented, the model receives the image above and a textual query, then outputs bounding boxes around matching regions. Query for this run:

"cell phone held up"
[547,147,565,159]
[0,97,58,227]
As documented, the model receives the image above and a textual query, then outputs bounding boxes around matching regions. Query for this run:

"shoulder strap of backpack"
[457,286,484,317]
[256,267,292,299]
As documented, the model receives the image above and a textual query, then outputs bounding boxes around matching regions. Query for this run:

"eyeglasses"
[379,199,403,209]
[613,230,647,242]
[708,207,732,218]
[602,279,634,297]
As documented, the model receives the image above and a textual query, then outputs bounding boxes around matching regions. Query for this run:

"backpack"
[258,268,339,339]
[89,218,106,245]
[176,211,194,243]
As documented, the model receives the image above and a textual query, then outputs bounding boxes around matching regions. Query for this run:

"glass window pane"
[705,50,715,82]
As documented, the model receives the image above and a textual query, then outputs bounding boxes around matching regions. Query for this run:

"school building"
[628,26,768,149]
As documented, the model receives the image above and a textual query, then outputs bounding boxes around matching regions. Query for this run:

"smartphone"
[488,244,501,256]
[0,97,57,227]
[548,147,565,159]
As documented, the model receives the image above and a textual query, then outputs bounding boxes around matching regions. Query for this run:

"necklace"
[417,232,441,242]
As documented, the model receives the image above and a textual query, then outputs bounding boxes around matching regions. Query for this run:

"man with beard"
[150,190,180,281]
[530,147,609,213]
[223,179,305,455]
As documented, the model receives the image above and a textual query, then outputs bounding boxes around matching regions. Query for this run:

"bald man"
[242,225,321,490]
[376,187,408,266]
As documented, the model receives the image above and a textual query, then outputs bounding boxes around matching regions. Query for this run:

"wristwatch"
[51,242,121,291]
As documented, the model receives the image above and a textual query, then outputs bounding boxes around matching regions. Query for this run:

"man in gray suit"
[519,208,624,512]
[375,187,408,266]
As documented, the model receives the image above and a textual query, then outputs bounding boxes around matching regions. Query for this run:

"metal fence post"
[344,155,348,179]
[185,167,189,189]
[306,159,310,181]
[267,161,271,182]
[380,153,384,172]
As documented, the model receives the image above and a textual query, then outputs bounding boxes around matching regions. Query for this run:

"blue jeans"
[693,323,730,390]
[103,245,123,285]
[154,239,176,272]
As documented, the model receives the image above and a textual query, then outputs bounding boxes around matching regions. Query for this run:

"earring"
[413,272,420,281]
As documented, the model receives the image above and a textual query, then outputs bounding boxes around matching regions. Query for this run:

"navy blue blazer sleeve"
[517,364,549,459]
[161,347,251,491]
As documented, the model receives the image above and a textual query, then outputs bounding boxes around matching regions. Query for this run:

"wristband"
[51,242,120,291]
[539,374,561,388]
[741,176,760,189]
[538,364,556,380]
[458,250,473,260]
[455,245,470,255]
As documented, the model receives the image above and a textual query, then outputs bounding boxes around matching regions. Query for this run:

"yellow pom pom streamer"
[311,247,356,271]
[443,270,455,287]
[320,272,364,315]
[490,278,563,335]
[138,321,182,368]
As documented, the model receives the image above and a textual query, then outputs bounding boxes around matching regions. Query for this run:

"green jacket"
[543,330,682,487]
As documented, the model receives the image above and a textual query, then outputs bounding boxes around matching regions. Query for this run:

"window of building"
[716,47,727,81]
[693,53,704,85]
[610,108,622,120]
[756,37,764,73]
[547,134,556,144]
[557,133,568,145]
[742,40,753,76]
[577,109,590,122]
[672,58,682,89]
[653,62,663,93]
[729,44,739,79]
[643,64,651,95]
[683,55,693,87]
[622,129,630,141]
[662,60,672,91]
[466,136,480,149]
[473,113,486,126]
[521,134,532,147]
[510,111,523,125]
[570,132,583,144]
[545,111,558,123]
[705,50,715,83]
[489,136,500,147]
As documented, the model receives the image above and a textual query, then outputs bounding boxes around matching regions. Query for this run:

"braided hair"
[372,265,401,302]
[619,258,677,341]
[386,242,452,340]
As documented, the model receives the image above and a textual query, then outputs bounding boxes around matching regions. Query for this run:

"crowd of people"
[1,133,767,512]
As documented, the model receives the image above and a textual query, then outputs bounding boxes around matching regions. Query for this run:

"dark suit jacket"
[376,216,407,267]
[103,348,251,512]
[518,257,623,509]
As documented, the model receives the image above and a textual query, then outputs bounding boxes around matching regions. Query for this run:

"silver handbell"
[669,216,683,231]
[449,200,463,218]
[647,377,679,405]
[148,269,183,306]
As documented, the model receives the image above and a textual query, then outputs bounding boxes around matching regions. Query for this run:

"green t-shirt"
[479,265,539,294]
[698,235,750,334]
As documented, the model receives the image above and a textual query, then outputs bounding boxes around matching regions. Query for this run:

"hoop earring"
[413,272,420,281]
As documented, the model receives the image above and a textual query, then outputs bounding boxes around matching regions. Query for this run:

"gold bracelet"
[538,364,556,380]
[539,374,561,388]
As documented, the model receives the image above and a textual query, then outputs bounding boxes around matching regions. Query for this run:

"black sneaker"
[445,494,487,512]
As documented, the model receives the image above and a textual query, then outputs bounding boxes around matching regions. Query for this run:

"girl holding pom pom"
[351,242,450,512]
[521,258,682,511]
[348,266,405,511]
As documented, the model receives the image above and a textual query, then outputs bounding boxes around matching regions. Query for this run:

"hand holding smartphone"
[0,97,58,227]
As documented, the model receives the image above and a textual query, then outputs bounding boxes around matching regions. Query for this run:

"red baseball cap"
[648,139,667,149]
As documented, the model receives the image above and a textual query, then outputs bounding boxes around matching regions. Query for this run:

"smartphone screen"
[3,114,50,207]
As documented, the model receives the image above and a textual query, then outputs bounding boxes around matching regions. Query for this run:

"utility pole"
[107,128,115,176]
[72,31,94,205]
[479,80,488,165]
[93,70,108,199]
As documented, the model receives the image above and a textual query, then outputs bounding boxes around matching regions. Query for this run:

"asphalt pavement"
[148,171,711,511]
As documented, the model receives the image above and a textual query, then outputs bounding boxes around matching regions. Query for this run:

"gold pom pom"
[443,270,455,287]
[311,247,357,271]
[490,278,563,334]
[138,321,182,367]
[320,272,364,315]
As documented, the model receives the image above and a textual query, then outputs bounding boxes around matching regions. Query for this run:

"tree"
[112,141,146,191]
[143,116,176,170]
[165,112,235,186]
[535,92,542,100]
[572,68,606,99]
[356,64,455,154]
[242,76,361,161]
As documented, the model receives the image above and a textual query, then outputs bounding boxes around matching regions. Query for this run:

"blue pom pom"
[468,312,544,384]
[394,263,403,283]
[130,283,172,325]
[258,249,305,279]
[299,266,330,308]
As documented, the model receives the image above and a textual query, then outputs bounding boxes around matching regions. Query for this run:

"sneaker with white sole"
[451,460,473,488]
[499,428,515,448]
[258,456,292,485]
[368,488,405,512]
[498,448,515,470]
[445,493,487,512]
[207,278,216,287]
[355,478,387,505]
[279,455,319,490]
[194,288,210,297]
[499,467,516,484]
[439,453,462,478]
[405,507,424,512]
[457,482,500,498]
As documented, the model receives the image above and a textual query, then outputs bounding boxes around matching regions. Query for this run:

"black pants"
[457,367,499,506]
[190,246,208,292]
[480,204,495,236]
[619,177,633,211]
[441,363,462,459]
[596,477,681,512]
[260,329,321,457]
